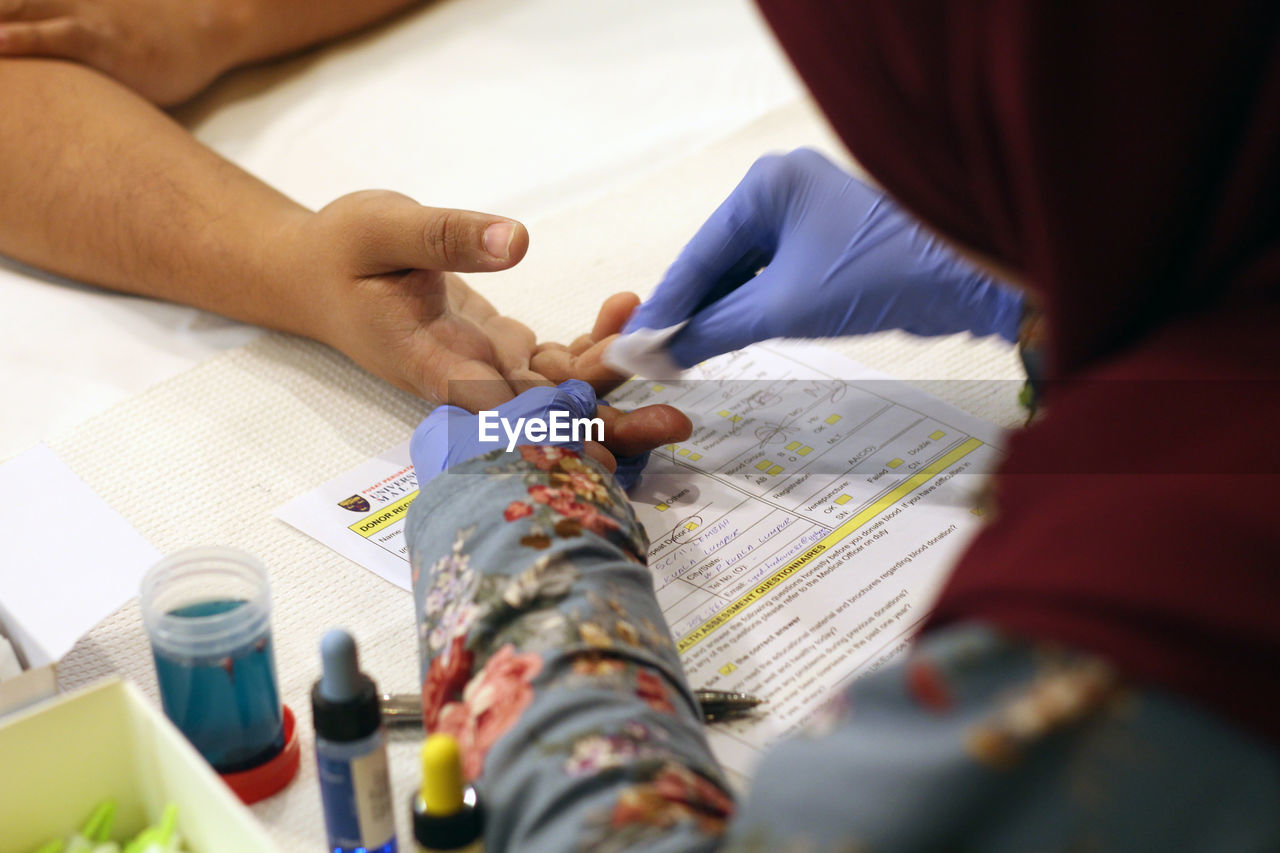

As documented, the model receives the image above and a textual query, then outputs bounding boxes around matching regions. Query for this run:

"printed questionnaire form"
[612,343,1003,776]
[276,342,1005,778]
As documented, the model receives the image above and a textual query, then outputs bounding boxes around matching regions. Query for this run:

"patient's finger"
[434,359,518,412]
[565,335,630,394]
[583,441,617,472]
[0,0,65,22]
[502,366,553,397]
[530,348,575,383]
[0,19,88,60]
[483,315,538,373]
[596,403,692,458]
[592,292,640,341]
[531,334,632,394]
[346,194,529,275]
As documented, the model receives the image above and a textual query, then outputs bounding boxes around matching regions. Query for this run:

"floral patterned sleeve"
[407,445,734,853]
[407,446,1280,853]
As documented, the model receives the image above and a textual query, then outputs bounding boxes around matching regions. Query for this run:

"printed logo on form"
[338,495,372,513]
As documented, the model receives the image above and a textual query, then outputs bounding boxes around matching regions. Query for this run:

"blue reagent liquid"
[152,599,284,773]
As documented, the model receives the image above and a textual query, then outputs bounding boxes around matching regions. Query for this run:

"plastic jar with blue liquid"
[140,547,284,774]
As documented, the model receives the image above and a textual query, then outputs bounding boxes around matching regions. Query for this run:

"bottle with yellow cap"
[412,734,485,853]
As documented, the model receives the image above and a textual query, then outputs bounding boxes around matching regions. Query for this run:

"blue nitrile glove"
[411,380,651,489]
[411,380,596,487]
[623,148,1024,368]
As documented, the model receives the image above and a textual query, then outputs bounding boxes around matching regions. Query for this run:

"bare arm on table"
[0,57,541,411]
[0,0,426,105]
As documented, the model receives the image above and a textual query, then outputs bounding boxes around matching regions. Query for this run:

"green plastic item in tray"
[32,801,185,853]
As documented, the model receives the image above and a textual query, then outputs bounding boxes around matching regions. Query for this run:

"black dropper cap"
[413,792,485,851]
[311,629,381,742]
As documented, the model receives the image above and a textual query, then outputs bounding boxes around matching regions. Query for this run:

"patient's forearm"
[0,0,426,106]
[0,59,318,335]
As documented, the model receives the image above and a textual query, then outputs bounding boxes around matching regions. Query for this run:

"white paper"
[611,342,1004,776]
[276,342,1005,778]
[275,447,419,591]
[0,444,161,666]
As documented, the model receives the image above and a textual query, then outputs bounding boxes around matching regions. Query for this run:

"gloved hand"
[411,380,597,488]
[410,380,658,490]
[624,148,1024,368]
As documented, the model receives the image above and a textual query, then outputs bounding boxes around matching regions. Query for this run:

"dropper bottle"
[412,734,484,852]
[312,629,397,853]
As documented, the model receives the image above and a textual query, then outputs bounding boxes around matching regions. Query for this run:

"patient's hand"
[0,0,245,105]
[295,190,546,413]
[287,192,686,457]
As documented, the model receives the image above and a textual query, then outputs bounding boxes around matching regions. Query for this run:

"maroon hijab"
[754,1,1280,741]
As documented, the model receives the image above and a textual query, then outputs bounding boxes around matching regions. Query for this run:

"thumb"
[343,192,529,274]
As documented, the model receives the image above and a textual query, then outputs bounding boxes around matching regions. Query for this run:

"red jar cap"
[219,704,300,804]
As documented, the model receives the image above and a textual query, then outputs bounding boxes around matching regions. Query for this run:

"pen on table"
[694,689,764,722]
[381,689,763,725]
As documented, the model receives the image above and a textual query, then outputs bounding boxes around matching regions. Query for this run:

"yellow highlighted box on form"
[677,438,984,653]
